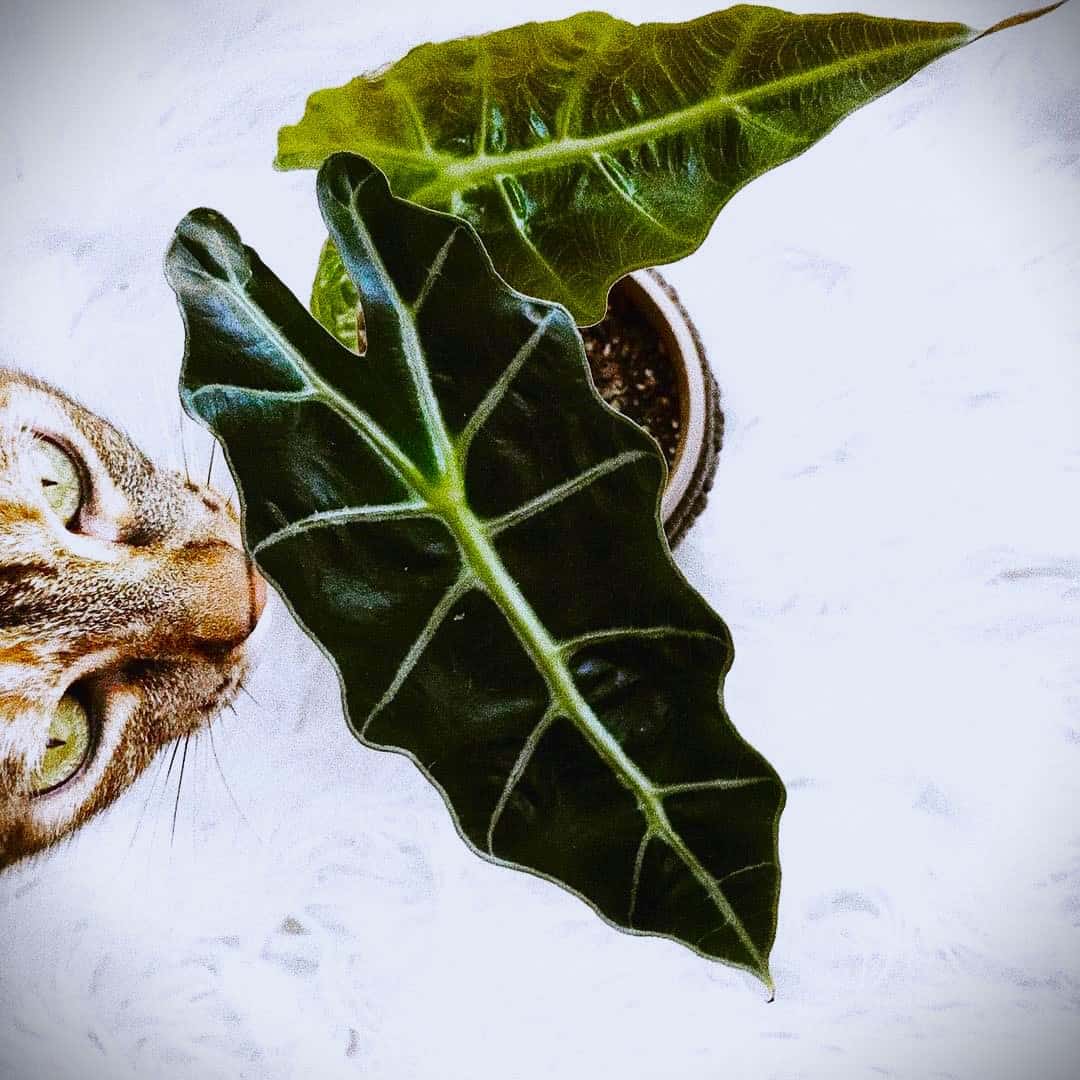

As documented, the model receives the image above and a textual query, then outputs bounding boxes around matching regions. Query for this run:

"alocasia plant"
[167,155,785,988]
[166,1,1065,991]
[277,3,1064,328]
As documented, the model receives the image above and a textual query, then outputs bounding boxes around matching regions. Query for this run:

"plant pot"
[581,269,722,547]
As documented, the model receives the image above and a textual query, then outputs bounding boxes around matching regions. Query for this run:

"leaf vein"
[188,384,316,405]
[332,181,456,475]
[589,153,691,243]
[486,703,559,855]
[486,450,651,535]
[656,777,776,798]
[558,625,724,658]
[361,573,475,737]
[386,73,436,156]
[492,175,568,295]
[456,310,557,460]
[252,501,432,554]
[628,831,653,926]
[412,227,463,315]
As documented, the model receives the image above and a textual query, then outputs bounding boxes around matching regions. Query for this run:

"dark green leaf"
[167,154,785,987]
[279,4,1064,324]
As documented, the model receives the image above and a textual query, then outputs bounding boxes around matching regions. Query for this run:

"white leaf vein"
[252,501,431,555]
[412,228,462,316]
[558,625,724,657]
[486,450,651,535]
[456,310,557,460]
[486,704,559,854]
[361,573,476,737]
[628,830,653,925]
[589,153,690,244]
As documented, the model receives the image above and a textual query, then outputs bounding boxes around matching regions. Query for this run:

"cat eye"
[31,436,83,526]
[29,694,93,796]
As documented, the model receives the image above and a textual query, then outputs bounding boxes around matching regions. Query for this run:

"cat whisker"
[170,732,191,846]
[236,681,260,708]
[178,408,192,484]
[206,440,216,487]
[191,735,201,856]
[163,735,183,788]
[128,744,172,853]
[207,717,251,829]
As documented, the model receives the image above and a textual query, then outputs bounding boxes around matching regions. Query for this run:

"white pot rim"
[618,270,713,534]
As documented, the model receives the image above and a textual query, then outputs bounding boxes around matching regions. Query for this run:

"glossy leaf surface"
[280,4,1063,323]
[167,154,785,987]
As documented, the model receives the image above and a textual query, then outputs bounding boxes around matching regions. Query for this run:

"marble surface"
[1,1,1077,1077]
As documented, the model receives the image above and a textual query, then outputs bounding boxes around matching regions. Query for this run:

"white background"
[1,1,1077,1077]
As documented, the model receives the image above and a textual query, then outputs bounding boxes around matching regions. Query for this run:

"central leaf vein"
[407,33,969,202]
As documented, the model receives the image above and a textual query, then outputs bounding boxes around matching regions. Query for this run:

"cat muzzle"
[163,539,267,654]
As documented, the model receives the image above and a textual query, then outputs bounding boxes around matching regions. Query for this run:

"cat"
[0,366,265,867]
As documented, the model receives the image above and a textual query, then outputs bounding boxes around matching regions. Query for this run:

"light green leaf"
[167,154,785,988]
[310,234,365,353]
[279,3,1064,323]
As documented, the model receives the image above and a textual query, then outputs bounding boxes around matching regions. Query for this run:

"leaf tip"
[975,0,1068,41]
[164,208,245,291]
[316,152,387,215]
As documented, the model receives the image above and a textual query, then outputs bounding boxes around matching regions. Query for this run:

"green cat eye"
[30,694,92,795]
[33,437,82,525]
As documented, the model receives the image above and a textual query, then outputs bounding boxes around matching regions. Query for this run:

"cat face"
[0,368,265,866]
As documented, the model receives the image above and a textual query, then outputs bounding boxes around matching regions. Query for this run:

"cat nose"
[251,569,267,626]
[170,540,266,652]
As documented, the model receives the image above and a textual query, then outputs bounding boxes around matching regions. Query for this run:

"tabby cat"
[0,367,265,866]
